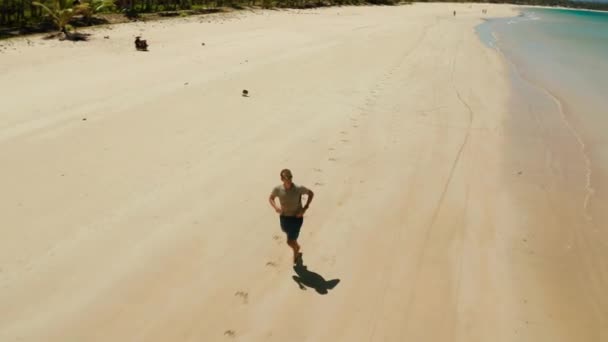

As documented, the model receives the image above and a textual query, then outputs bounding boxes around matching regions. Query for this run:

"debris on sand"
[135,36,148,51]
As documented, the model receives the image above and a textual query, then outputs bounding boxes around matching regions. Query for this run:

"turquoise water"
[477,8,608,87]
[477,8,608,219]
[477,7,608,144]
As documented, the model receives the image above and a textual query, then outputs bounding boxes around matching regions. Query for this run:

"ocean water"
[476,7,608,220]
[477,8,608,142]
[477,8,608,110]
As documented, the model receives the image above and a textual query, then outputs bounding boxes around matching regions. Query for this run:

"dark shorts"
[280,215,303,241]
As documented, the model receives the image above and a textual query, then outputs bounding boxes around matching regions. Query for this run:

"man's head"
[280,169,293,187]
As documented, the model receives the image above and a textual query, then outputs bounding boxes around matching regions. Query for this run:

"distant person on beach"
[269,169,314,264]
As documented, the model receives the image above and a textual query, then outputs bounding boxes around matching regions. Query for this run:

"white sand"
[1,3,606,341]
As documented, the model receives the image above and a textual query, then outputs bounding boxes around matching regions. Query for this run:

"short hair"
[280,169,293,179]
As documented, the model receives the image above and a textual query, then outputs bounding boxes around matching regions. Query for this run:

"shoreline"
[502,42,608,340]
[528,4,608,13]
[486,6,608,337]
[480,5,607,223]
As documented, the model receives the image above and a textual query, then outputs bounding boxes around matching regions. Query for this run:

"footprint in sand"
[321,255,336,265]
[224,330,236,338]
[341,139,349,143]
[266,261,278,267]
[313,168,322,172]
[328,147,335,151]
[328,157,338,162]
[234,291,249,304]
[352,125,359,128]
[314,182,324,186]
[340,131,347,135]
[272,235,283,244]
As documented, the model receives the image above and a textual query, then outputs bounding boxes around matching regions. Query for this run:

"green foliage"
[90,0,116,12]
[122,7,138,18]
[3,0,608,34]
[32,0,86,30]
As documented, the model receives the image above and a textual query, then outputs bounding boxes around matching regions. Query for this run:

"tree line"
[1,0,607,32]
[0,0,400,28]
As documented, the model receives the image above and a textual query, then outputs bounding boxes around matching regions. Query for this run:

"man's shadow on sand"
[292,253,340,295]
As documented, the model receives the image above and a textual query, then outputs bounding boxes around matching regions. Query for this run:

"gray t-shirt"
[271,184,310,217]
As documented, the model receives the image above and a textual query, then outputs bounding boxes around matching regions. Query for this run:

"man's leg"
[281,216,302,263]
[287,239,300,262]
[291,217,303,263]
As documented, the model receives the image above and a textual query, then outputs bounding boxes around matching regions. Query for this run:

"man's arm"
[303,189,314,210]
[269,194,281,214]
[298,189,314,217]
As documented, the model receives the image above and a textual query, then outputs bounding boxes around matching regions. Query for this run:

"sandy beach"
[1,3,606,341]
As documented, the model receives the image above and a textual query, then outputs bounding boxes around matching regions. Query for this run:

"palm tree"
[32,0,113,39]
[79,0,116,23]
[32,0,84,33]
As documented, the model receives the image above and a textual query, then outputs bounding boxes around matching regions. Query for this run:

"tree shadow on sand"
[292,253,340,295]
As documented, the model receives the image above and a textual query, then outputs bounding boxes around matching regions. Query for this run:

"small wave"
[506,13,540,25]
[523,11,541,21]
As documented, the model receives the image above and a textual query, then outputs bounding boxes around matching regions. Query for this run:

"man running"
[268,169,314,264]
